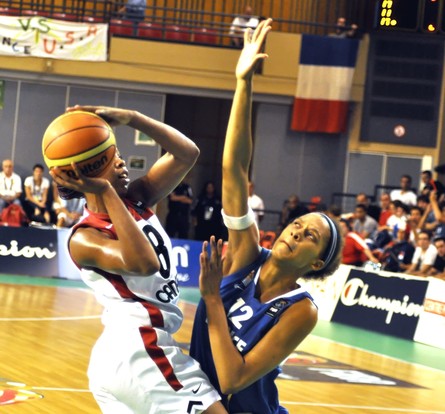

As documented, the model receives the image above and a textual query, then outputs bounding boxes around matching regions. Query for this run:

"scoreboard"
[376,0,444,33]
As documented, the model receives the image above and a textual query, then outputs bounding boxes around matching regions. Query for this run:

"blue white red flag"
[291,35,359,134]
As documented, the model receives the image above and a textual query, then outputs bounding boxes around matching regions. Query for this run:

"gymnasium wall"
[0,30,441,218]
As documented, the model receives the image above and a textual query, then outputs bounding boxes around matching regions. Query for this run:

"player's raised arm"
[221,18,272,273]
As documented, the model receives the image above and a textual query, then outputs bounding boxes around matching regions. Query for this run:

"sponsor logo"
[0,379,43,406]
[191,383,202,394]
[423,298,445,316]
[279,351,423,388]
[0,240,56,260]
[307,368,396,385]
[340,278,423,324]
[172,245,189,268]
[172,244,191,283]
[156,280,179,303]
[266,298,289,318]
[64,155,109,178]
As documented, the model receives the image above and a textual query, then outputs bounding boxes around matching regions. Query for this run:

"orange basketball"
[42,110,116,178]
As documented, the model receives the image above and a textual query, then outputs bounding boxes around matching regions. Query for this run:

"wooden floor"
[0,282,444,414]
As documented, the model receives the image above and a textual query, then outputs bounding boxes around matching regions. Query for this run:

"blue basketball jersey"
[190,248,316,414]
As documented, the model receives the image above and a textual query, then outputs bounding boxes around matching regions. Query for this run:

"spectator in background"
[23,163,51,224]
[417,194,436,230]
[356,192,381,222]
[326,204,342,221]
[117,0,146,22]
[339,218,379,267]
[0,159,23,214]
[247,181,265,225]
[165,178,194,239]
[352,203,378,242]
[378,192,392,226]
[391,174,417,207]
[192,181,225,241]
[52,182,85,228]
[278,194,309,232]
[406,205,423,244]
[380,226,415,273]
[117,0,146,35]
[420,170,445,200]
[405,230,437,276]
[428,190,445,240]
[429,236,445,280]
[229,5,260,47]
[374,200,408,249]
[330,16,359,39]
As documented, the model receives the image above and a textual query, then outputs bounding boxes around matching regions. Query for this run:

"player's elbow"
[218,370,251,395]
[184,142,200,165]
[219,378,247,395]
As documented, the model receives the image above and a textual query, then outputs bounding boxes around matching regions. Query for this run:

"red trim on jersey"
[139,326,183,391]
[94,269,165,328]
[71,198,154,238]
[124,199,155,221]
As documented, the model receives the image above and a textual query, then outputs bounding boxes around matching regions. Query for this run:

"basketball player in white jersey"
[49,105,226,414]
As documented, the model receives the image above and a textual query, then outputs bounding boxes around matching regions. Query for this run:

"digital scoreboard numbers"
[376,0,443,33]
[377,0,420,30]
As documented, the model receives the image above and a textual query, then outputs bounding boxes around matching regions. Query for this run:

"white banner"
[414,277,445,349]
[299,264,351,321]
[0,15,108,61]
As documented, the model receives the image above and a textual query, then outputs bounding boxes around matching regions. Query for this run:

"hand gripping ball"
[42,110,116,178]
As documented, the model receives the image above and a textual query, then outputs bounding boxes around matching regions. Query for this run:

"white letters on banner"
[0,239,56,259]
[0,15,107,61]
[340,277,423,324]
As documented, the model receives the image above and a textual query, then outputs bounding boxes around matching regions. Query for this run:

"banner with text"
[0,16,107,61]
[332,269,429,339]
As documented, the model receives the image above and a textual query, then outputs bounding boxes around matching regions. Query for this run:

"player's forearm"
[100,184,160,274]
[222,79,252,216]
[224,79,253,172]
[204,296,248,394]
[129,112,199,164]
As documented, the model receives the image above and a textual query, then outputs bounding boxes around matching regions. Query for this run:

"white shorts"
[87,325,221,414]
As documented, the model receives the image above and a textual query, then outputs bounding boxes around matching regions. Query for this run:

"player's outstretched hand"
[66,105,134,127]
[50,163,110,195]
[235,18,272,81]
[199,236,224,300]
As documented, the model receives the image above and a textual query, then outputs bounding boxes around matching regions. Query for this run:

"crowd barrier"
[1,226,444,349]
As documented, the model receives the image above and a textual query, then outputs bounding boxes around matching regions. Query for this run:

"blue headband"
[318,213,338,270]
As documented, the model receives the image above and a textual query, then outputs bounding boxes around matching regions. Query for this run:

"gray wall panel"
[0,81,18,163]
[14,82,66,179]
[114,90,164,182]
[254,103,348,212]
[68,87,116,108]
[301,131,348,206]
[253,102,304,212]
[386,156,422,192]
[347,153,384,196]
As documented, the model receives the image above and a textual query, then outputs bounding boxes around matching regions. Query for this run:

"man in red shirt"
[340,219,380,266]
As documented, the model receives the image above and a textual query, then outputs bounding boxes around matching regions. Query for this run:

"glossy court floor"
[0,273,444,414]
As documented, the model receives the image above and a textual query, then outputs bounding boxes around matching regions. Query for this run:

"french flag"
[291,35,359,134]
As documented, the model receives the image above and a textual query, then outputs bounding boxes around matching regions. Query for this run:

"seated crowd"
[2,158,445,280]
[331,173,445,280]
[0,159,84,228]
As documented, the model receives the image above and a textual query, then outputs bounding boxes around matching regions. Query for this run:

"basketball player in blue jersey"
[190,19,343,414]
[49,106,227,414]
